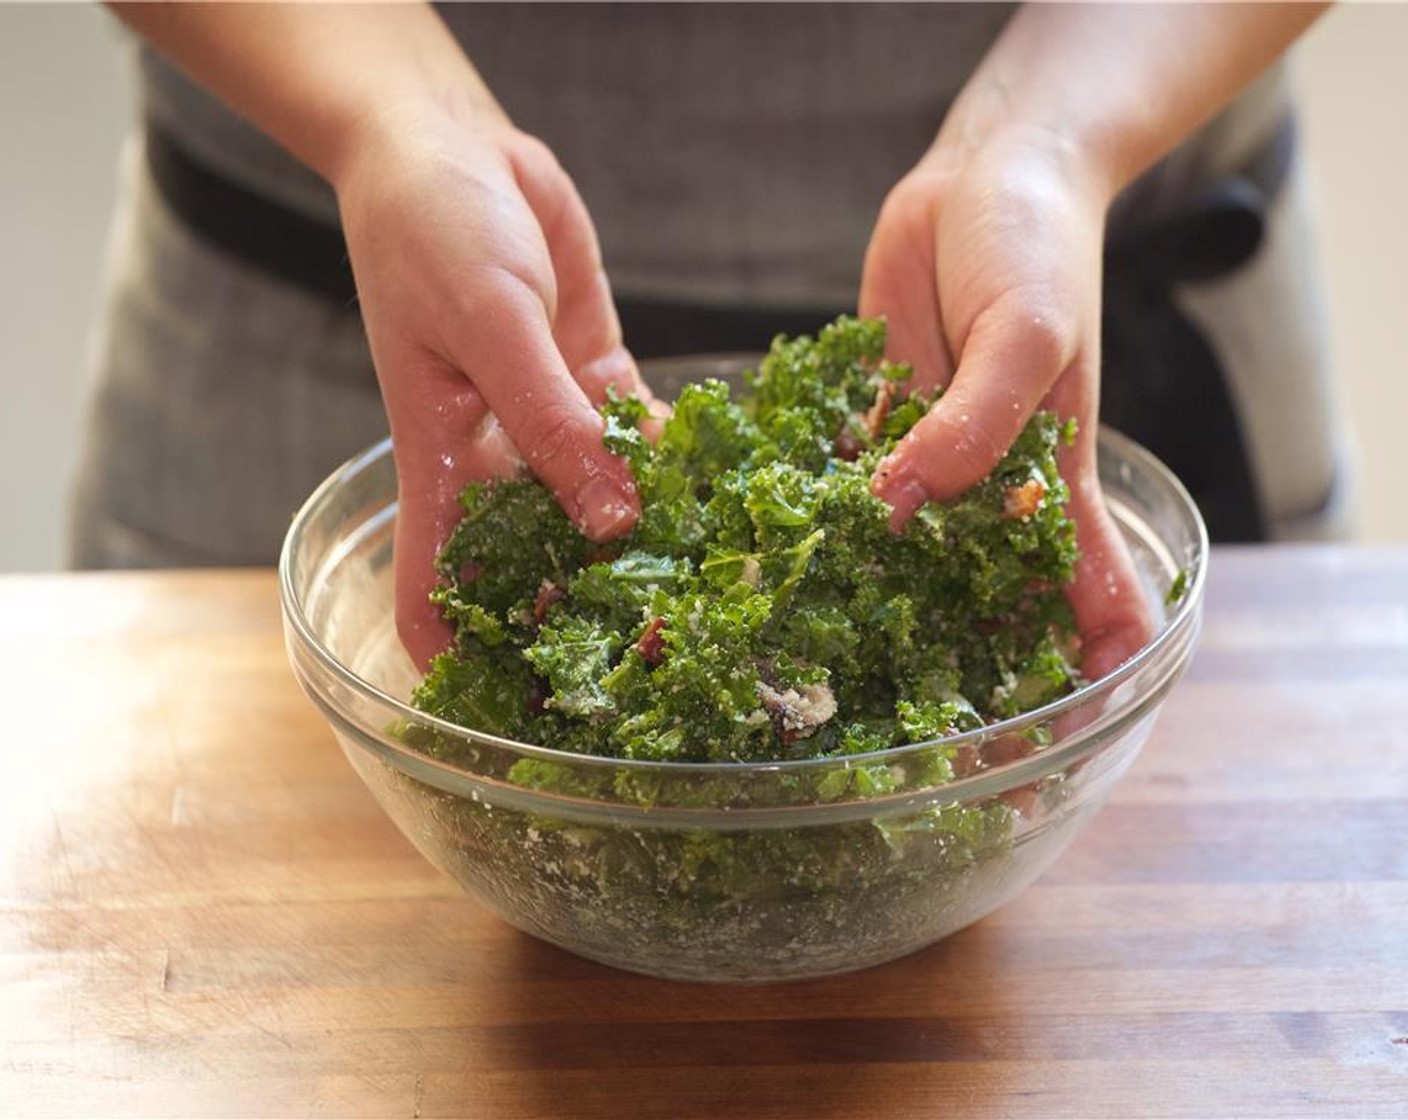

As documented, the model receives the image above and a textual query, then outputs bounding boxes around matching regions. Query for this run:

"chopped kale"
[415,315,1080,765]
[1166,566,1191,607]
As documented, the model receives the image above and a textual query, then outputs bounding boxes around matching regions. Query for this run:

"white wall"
[0,3,1404,574]
[0,3,132,571]
[1297,4,1408,544]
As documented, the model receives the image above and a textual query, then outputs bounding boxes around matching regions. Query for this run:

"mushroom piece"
[757,680,838,744]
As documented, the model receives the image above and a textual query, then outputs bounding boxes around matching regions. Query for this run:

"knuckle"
[519,402,587,473]
[508,130,561,172]
[1012,304,1076,374]
[953,414,1009,472]
[469,257,554,308]
[879,171,940,227]
[982,289,1078,378]
[446,264,557,353]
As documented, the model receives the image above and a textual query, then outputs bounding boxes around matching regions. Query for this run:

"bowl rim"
[279,420,1207,796]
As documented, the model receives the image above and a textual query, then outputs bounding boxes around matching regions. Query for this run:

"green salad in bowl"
[280,317,1205,982]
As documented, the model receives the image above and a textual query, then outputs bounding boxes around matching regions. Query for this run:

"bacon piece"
[982,732,1037,768]
[833,426,864,462]
[533,580,566,625]
[1002,478,1046,520]
[951,744,982,779]
[635,616,667,667]
[526,676,549,716]
[864,383,894,440]
[1001,782,1041,818]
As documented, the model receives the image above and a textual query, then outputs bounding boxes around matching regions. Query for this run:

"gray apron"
[69,4,1350,568]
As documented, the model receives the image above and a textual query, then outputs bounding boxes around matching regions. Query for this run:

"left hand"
[861,128,1154,680]
[336,105,658,669]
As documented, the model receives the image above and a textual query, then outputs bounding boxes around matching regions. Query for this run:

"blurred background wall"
[1,3,1405,572]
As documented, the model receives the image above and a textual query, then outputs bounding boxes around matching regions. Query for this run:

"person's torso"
[141,3,1016,306]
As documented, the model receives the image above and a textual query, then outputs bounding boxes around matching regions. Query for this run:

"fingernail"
[873,462,928,532]
[575,478,636,540]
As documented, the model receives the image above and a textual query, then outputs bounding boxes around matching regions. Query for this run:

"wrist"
[311,10,510,191]
[327,79,513,200]
[921,113,1120,218]
[928,2,1326,211]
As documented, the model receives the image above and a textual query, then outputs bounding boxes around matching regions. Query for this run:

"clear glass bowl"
[279,360,1207,983]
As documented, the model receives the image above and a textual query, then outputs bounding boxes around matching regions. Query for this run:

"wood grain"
[1,552,1406,1118]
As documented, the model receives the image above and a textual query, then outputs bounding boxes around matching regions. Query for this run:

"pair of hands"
[339,102,1152,680]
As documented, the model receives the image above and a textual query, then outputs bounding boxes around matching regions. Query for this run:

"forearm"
[109,1,503,185]
[936,2,1327,198]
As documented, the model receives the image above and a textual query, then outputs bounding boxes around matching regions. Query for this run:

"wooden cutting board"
[2,550,1406,1117]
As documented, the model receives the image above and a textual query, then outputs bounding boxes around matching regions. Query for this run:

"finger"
[385,361,521,670]
[858,172,955,394]
[1060,436,1157,682]
[442,278,640,543]
[872,299,1073,528]
[574,348,666,415]
[576,349,671,445]
[506,135,666,421]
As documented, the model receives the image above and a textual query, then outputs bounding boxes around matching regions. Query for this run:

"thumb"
[872,301,1074,529]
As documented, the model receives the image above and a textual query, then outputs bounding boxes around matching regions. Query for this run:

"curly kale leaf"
[414,314,1083,774]
[434,478,593,623]
[524,617,621,719]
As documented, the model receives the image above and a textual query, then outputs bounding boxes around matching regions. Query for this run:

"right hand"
[334,103,661,669]
[861,129,1154,682]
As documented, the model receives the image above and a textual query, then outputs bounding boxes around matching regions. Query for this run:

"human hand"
[860,129,1154,681]
[336,103,661,669]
